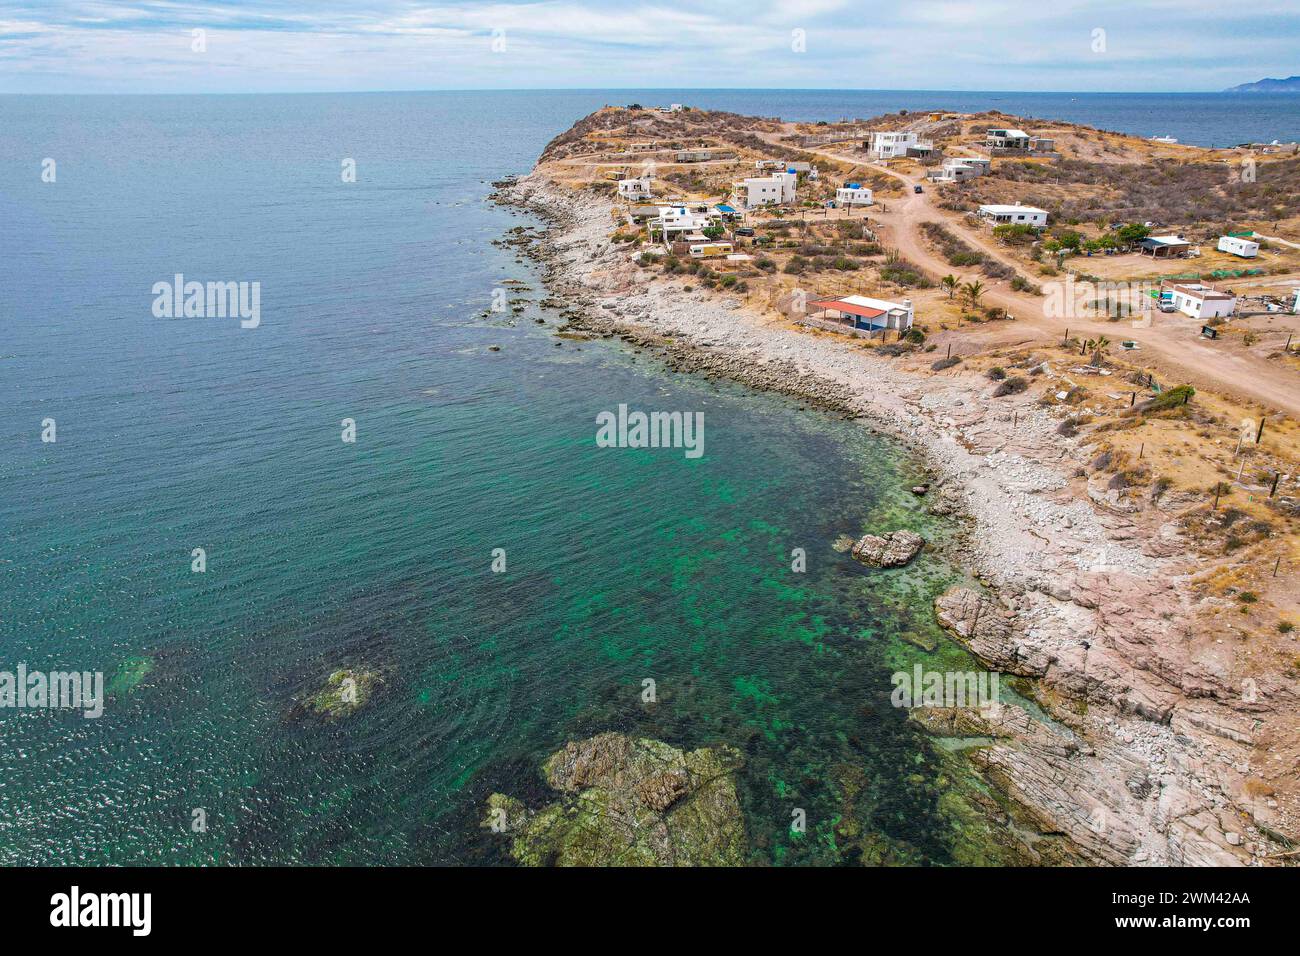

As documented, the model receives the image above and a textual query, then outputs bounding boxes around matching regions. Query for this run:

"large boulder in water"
[850,529,925,568]
[484,732,747,866]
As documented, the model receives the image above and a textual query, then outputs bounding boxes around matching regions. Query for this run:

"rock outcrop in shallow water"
[295,668,379,720]
[485,733,748,866]
[851,529,925,568]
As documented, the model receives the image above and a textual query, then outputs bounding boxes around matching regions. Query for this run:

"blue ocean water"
[628,89,1300,147]
[0,90,1292,865]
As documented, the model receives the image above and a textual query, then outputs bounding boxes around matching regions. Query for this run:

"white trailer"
[1217,235,1260,258]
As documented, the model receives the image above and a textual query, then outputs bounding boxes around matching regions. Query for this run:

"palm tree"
[961,280,986,310]
[1086,335,1111,366]
[940,274,959,300]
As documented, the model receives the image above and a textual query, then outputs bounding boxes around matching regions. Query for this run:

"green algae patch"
[485,732,748,866]
[106,656,154,697]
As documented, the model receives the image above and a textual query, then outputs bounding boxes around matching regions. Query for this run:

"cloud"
[0,0,1295,93]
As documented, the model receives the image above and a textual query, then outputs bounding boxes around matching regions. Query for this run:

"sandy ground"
[496,172,1300,866]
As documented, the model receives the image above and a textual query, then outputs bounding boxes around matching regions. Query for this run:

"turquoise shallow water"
[0,92,1026,865]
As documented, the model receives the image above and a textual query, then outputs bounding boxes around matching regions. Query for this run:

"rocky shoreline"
[489,171,1292,866]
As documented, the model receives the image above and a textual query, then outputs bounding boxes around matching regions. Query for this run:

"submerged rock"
[106,656,155,697]
[299,668,379,720]
[850,529,925,568]
[484,732,747,866]
[831,534,857,553]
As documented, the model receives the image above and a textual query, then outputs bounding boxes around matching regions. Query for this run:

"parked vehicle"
[913,185,923,194]
[735,227,755,237]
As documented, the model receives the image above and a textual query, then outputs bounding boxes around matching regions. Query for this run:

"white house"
[1217,235,1260,258]
[809,294,914,333]
[649,206,719,245]
[835,183,874,206]
[930,157,991,183]
[617,177,653,200]
[986,128,1032,150]
[1163,282,1237,320]
[978,203,1048,227]
[871,131,919,159]
[737,170,797,208]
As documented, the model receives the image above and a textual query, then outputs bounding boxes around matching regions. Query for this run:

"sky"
[0,0,1296,95]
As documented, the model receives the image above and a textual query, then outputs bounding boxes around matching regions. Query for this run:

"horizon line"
[0,85,1262,97]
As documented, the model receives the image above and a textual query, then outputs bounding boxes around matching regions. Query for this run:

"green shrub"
[993,376,1028,396]
[1142,385,1195,412]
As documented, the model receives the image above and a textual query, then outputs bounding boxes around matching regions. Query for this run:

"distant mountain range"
[1224,76,1300,92]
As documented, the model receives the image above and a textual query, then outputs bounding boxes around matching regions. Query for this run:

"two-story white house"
[648,206,719,246]
[736,170,797,208]
[871,131,919,159]
[986,128,1032,150]
[617,177,653,200]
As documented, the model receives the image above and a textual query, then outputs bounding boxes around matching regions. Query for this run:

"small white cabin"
[1163,282,1237,320]
[835,184,873,206]
[978,203,1048,228]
